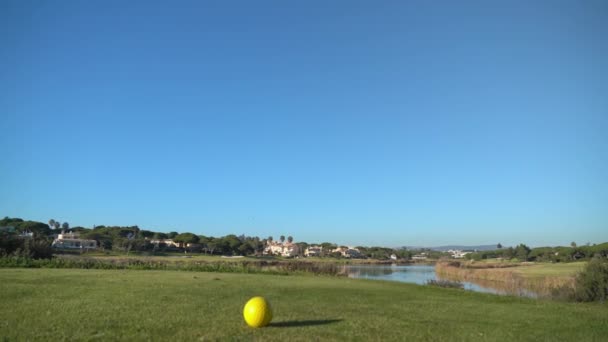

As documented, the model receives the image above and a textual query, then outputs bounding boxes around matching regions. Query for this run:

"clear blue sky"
[1,0,607,247]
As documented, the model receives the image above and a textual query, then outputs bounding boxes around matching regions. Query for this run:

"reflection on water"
[344,265,537,297]
[345,265,436,285]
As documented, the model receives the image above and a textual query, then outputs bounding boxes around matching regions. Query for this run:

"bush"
[27,238,54,259]
[574,256,608,302]
[0,236,53,259]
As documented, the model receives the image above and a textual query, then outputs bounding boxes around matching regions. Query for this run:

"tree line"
[2,216,607,261]
[1,217,421,259]
[465,243,608,262]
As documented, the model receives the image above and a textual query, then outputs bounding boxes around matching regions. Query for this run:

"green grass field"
[1,268,606,341]
[511,262,587,279]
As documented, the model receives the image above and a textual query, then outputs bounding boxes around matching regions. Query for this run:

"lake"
[344,264,536,297]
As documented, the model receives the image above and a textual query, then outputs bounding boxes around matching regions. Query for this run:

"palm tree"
[48,219,56,229]
[280,235,285,244]
[287,236,293,243]
[53,221,60,230]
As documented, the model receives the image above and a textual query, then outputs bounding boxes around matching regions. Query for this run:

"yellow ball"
[243,296,273,328]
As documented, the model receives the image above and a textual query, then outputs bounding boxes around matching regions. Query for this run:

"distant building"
[282,243,299,257]
[52,232,97,250]
[263,240,300,257]
[305,246,323,257]
[448,250,471,259]
[19,231,34,238]
[390,254,398,261]
[332,247,346,255]
[344,248,362,258]
[265,242,282,255]
[412,252,427,261]
[332,247,362,258]
[149,239,180,248]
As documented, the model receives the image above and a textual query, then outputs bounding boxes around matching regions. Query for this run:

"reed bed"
[435,260,576,298]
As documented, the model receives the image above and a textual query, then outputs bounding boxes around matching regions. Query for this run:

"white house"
[305,246,323,257]
[149,239,180,248]
[412,252,427,261]
[332,247,362,258]
[264,240,300,257]
[52,232,97,250]
[282,243,299,257]
[448,249,471,259]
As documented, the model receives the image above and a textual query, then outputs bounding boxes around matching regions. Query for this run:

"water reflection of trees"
[343,265,436,278]
[344,266,395,277]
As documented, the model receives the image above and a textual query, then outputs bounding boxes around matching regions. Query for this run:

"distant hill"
[402,245,498,252]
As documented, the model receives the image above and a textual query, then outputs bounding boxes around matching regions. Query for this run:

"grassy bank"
[60,251,413,265]
[1,268,607,341]
[435,261,585,297]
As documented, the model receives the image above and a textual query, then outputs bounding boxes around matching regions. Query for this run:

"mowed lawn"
[1,269,606,341]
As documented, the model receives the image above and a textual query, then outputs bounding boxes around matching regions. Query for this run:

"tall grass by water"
[0,255,343,276]
[435,260,580,299]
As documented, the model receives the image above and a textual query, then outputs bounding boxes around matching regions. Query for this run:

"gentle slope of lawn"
[1,269,606,341]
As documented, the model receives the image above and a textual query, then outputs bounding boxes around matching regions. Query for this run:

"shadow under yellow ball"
[243,296,273,328]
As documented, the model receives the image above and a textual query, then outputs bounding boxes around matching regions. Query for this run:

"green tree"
[502,247,515,260]
[224,235,242,255]
[287,236,293,243]
[497,243,502,249]
[238,243,254,256]
[515,244,531,261]
[101,239,112,250]
[254,237,264,255]
[140,230,155,238]
[153,232,168,240]
[296,242,308,257]
[280,235,285,244]
[14,221,52,237]
[0,217,23,226]
[574,256,608,302]
[320,242,337,256]
[206,238,219,255]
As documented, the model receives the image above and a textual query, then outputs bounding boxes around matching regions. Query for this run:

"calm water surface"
[344,264,533,296]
